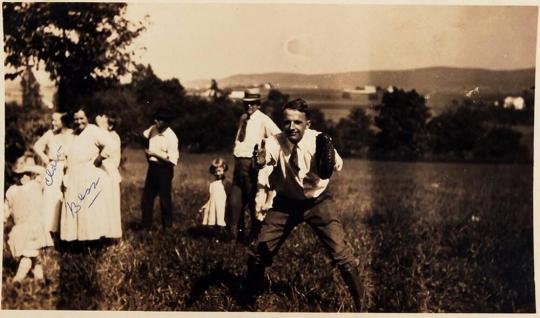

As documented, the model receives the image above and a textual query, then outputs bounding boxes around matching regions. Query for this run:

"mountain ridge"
[186,67,535,94]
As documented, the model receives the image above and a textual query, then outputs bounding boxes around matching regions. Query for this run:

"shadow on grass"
[185,263,243,309]
[185,262,294,311]
[186,225,227,240]
[55,240,114,310]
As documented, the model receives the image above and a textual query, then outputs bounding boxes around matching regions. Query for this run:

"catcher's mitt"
[315,133,336,179]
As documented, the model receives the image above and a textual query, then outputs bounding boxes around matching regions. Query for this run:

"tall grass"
[2,149,534,312]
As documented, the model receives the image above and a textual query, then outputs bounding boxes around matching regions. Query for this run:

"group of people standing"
[4,88,364,311]
[4,109,123,281]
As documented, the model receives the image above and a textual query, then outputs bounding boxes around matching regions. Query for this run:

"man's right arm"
[264,115,281,137]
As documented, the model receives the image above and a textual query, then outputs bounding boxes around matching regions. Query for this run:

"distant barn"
[342,85,382,104]
[503,96,525,110]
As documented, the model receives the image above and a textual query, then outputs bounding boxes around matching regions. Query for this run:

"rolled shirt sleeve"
[257,136,280,187]
[264,116,281,138]
[143,126,179,166]
[166,132,180,166]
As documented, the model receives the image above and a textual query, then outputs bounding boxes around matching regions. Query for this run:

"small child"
[4,155,53,282]
[199,158,231,237]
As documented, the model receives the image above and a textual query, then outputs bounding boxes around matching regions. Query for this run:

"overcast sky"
[125,3,538,83]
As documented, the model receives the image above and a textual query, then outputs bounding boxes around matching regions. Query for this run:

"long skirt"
[60,163,114,241]
[107,180,122,238]
[42,161,65,232]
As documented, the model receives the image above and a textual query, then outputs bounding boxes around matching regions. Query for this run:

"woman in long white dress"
[96,114,122,239]
[33,112,74,234]
[60,109,119,241]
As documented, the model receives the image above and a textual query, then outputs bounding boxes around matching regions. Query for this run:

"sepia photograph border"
[1,0,539,317]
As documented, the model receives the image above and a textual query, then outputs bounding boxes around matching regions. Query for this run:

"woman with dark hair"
[96,113,122,239]
[60,108,119,241]
[33,112,74,234]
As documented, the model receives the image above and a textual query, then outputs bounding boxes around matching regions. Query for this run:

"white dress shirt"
[143,125,180,166]
[233,109,281,158]
[258,129,343,200]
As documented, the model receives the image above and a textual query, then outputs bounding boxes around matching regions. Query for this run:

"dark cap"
[154,108,176,122]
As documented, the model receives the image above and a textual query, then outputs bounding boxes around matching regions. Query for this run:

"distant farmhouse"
[502,96,525,110]
[189,79,274,102]
[342,85,383,105]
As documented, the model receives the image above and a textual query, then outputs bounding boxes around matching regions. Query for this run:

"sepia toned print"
[2,1,536,313]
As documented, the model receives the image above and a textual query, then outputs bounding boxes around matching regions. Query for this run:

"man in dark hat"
[228,88,281,242]
[140,108,180,229]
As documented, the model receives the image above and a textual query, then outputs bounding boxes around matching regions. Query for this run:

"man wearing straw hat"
[228,88,281,242]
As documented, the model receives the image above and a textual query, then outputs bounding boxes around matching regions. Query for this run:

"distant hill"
[186,67,535,95]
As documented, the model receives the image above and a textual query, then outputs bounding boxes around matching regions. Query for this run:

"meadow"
[281,87,464,122]
[2,148,534,312]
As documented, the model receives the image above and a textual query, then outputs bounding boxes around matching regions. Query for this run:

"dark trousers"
[228,157,259,239]
[141,162,174,228]
[246,192,364,311]
[248,192,357,269]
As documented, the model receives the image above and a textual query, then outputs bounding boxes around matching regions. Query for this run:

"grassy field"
[2,148,534,312]
[281,87,448,123]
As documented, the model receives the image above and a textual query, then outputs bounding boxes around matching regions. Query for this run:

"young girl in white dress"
[4,155,53,282]
[199,158,230,237]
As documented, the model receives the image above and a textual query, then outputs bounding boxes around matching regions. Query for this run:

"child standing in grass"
[4,155,53,282]
[199,158,231,237]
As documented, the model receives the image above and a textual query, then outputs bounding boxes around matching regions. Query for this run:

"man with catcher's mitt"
[244,98,364,312]
[315,132,336,179]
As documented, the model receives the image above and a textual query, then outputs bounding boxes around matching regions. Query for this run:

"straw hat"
[12,155,46,175]
[242,88,262,102]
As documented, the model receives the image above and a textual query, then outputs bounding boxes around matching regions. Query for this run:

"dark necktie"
[237,113,250,142]
[290,145,300,173]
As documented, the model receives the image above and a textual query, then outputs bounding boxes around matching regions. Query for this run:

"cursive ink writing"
[67,177,101,217]
[67,201,81,216]
[45,146,63,186]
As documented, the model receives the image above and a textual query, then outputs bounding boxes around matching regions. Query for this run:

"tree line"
[7,65,533,169]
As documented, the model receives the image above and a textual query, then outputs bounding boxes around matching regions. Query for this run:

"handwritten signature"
[45,146,63,186]
[66,177,102,217]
